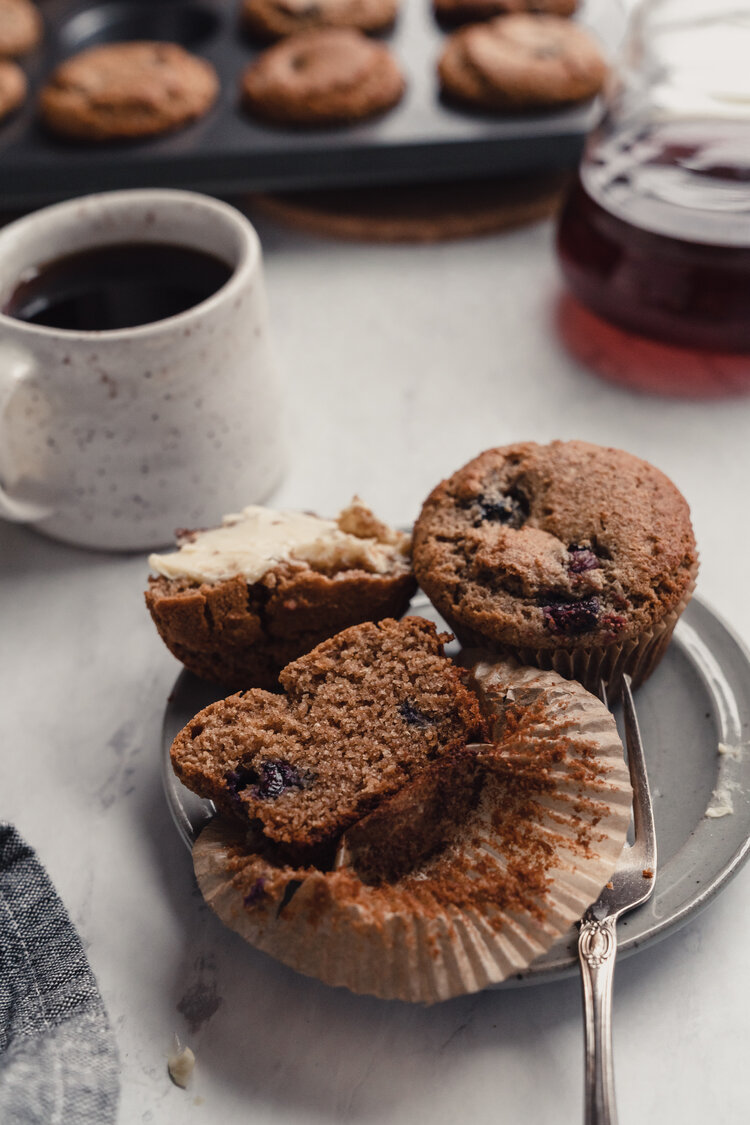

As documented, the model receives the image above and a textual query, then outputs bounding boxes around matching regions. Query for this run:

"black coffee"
[4,242,233,331]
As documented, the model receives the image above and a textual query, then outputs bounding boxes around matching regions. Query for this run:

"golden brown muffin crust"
[170,617,487,851]
[412,440,698,652]
[438,14,607,111]
[39,41,219,141]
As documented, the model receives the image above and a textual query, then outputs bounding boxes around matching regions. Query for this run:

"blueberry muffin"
[170,616,487,859]
[241,0,399,42]
[438,14,607,113]
[240,27,405,126]
[146,499,416,689]
[191,657,632,1002]
[434,0,577,29]
[412,441,698,695]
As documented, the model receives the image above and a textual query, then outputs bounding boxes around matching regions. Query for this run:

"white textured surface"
[2,209,750,1124]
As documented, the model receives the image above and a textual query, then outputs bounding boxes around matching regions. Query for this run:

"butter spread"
[149,500,410,584]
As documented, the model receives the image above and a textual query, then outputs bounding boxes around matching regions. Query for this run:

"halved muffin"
[146,498,416,689]
[170,616,487,859]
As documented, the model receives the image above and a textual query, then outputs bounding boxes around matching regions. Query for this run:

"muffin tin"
[1,0,625,207]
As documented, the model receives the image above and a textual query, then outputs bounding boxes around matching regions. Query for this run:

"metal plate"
[2,0,625,207]
[161,593,750,985]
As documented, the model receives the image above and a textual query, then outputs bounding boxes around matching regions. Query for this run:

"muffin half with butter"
[146,498,416,689]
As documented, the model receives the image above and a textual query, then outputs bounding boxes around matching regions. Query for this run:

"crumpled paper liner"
[451,570,697,700]
[193,659,632,1003]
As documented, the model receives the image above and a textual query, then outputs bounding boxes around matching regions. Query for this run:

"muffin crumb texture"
[171,616,486,854]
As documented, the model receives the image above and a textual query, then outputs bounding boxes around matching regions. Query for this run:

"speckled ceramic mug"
[0,189,285,550]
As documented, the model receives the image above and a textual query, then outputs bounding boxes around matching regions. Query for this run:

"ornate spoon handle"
[578,915,619,1125]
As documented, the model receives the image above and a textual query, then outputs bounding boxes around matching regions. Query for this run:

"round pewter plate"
[161,593,750,986]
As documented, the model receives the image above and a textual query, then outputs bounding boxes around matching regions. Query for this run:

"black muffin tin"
[0,0,622,207]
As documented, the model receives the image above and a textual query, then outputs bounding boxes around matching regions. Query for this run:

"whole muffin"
[412,441,698,694]
[240,27,405,127]
[0,58,26,121]
[39,41,218,142]
[191,657,632,1002]
[0,0,42,59]
[241,0,399,42]
[146,498,416,689]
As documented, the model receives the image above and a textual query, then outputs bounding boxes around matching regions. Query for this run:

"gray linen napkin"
[0,824,120,1124]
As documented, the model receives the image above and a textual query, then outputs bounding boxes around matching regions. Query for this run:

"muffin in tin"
[170,616,486,858]
[39,42,219,142]
[0,0,42,60]
[241,0,399,42]
[412,441,698,695]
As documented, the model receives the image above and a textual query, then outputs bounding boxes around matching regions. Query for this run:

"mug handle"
[0,342,55,523]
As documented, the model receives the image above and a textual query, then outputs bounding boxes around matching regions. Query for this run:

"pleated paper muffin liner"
[192,659,632,1003]
[450,568,698,700]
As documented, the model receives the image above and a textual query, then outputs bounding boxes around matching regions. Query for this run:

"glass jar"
[556,1,750,356]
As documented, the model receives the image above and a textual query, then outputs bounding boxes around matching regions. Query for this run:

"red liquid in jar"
[557,122,750,353]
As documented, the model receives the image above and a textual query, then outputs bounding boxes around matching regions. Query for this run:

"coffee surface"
[4,242,233,331]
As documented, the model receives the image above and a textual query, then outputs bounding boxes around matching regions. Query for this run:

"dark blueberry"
[473,489,529,530]
[243,878,267,907]
[253,759,307,800]
[568,545,599,573]
[398,700,433,728]
[225,759,309,802]
[542,597,600,636]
